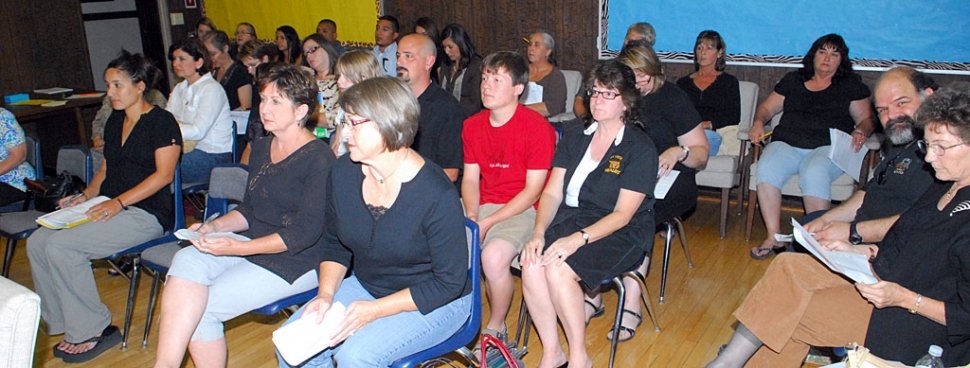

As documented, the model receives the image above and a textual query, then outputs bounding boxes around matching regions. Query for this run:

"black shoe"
[107,258,133,277]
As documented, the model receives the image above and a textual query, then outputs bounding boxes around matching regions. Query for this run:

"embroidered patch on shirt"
[605,154,623,174]
[892,158,912,174]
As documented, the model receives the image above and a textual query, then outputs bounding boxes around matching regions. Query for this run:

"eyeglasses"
[304,46,322,56]
[340,117,372,130]
[587,89,620,100]
[235,31,252,35]
[917,139,967,156]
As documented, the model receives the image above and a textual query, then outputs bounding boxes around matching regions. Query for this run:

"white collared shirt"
[166,73,234,154]
[564,122,625,206]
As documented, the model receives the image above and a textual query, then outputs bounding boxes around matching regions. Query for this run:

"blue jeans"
[704,129,722,156]
[755,141,843,200]
[181,149,232,184]
[278,275,472,368]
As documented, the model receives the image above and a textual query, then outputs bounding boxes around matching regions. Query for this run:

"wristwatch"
[579,230,589,245]
[849,221,863,245]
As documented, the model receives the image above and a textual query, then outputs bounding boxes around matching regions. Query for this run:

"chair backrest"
[738,81,759,133]
[231,121,239,163]
[203,163,249,219]
[548,70,583,123]
[24,135,42,179]
[56,145,93,184]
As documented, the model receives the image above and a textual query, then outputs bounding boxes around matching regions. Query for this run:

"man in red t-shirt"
[462,51,557,347]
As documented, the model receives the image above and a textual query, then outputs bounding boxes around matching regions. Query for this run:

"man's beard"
[885,115,917,145]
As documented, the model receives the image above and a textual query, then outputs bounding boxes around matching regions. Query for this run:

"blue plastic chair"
[388,218,482,368]
[105,162,185,349]
[138,164,255,347]
[0,144,90,277]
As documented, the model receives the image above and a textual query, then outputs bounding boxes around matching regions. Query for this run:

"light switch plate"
[170,13,184,26]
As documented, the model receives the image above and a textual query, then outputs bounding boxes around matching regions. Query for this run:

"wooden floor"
[5,195,822,367]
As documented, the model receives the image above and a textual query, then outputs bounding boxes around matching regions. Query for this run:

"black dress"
[545,124,658,289]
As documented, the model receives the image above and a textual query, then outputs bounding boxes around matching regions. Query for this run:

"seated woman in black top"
[204,30,252,110]
[28,51,182,363]
[439,23,484,118]
[748,34,875,259]
[154,64,335,368]
[278,77,472,367]
[676,30,741,156]
[601,44,708,342]
[521,60,658,368]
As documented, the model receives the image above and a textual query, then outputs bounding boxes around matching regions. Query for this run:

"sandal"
[470,326,509,366]
[606,309,642,342]
[749,242,788,260]
[59,325,122,363]
[585,299,605,327]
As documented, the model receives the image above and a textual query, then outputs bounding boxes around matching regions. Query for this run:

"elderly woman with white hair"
[524,30,568,118]
[278,77,473,368]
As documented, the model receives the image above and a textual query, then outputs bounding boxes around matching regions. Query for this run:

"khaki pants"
[735,253,873,367]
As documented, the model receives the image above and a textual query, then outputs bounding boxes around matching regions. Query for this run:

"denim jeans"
[704,129,722,156]
[181,149,232,184]
[278,275,472,368]
[755,141,843,200]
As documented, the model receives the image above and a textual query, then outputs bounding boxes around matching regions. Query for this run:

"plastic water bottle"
[914,345,944,368]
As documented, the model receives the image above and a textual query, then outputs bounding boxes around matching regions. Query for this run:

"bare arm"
[461,163,482,221]
[805,190,866,233]
[236,84,252,110]
[520,167,566,267]
[525,102,551,117]
[477,169,548,235]
[749,92,785,145]
[443,168,459,182]
[540,188,647,267]
[83,144,180,219]
[0,143,25,177]
[849,98,876,151]
[658,124,709,177]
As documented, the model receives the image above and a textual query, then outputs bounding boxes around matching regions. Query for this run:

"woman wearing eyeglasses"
[235,23,256,47]
[596,44,708,344]
[277,77,472,367]
[301,34,341,137]
[154,64,335,368]
[204,30,252,110]
[520,60,658,368]
[706,87,970,368]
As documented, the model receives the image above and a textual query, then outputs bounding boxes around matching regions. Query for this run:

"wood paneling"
[0,0,93,97]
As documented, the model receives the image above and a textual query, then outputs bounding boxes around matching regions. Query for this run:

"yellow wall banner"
[204,0,381,48]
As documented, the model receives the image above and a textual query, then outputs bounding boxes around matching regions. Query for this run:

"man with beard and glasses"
[802,67,938,245]
[397,33,464,182]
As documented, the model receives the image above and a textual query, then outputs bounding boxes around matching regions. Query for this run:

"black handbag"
[24,171,85,213]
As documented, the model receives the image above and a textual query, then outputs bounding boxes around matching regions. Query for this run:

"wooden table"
[3,94,104,146]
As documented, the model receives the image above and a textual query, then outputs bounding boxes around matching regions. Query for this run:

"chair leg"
[659,222,674,304]
[107,258,133,282]
[628,271,661,332]
[737,152,751,216]
[745,189,758,241]
[673,217,692,267]
[143,270,162,348]
[2,237,16,278]
[122,257,141,350]
[719,188,730,239]
[609,277,625,368]
[512,297,531,354]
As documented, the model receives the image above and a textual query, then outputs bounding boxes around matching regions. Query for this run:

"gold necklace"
[372,150,410,185]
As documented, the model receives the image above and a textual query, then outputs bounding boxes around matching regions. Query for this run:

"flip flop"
[585,299,605,326]
[607,309,642,342]
[749,243,788,260]
[60,325,122,364]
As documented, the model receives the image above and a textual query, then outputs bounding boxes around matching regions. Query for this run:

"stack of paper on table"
[791,219,878,284]
[174,229,251,242]
[36,196,111,229]
[273,302,346,366]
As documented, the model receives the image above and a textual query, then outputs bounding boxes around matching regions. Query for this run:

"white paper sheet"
[230,110,250,134]
[273,302,346,366]
[654,170,680,200]
[828,128,869,182]
[521,82,544,105]
[174,229,251,242]
[791,219,878,284]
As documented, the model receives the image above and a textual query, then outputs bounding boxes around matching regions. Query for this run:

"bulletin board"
[204,0,381,48]
[598,0,970,74]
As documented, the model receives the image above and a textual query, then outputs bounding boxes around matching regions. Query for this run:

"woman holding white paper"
[706,87,970,367]
[747,34,875,260]
[153,64,335,368]
[277,77,471,368]
[26,50,182,363]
